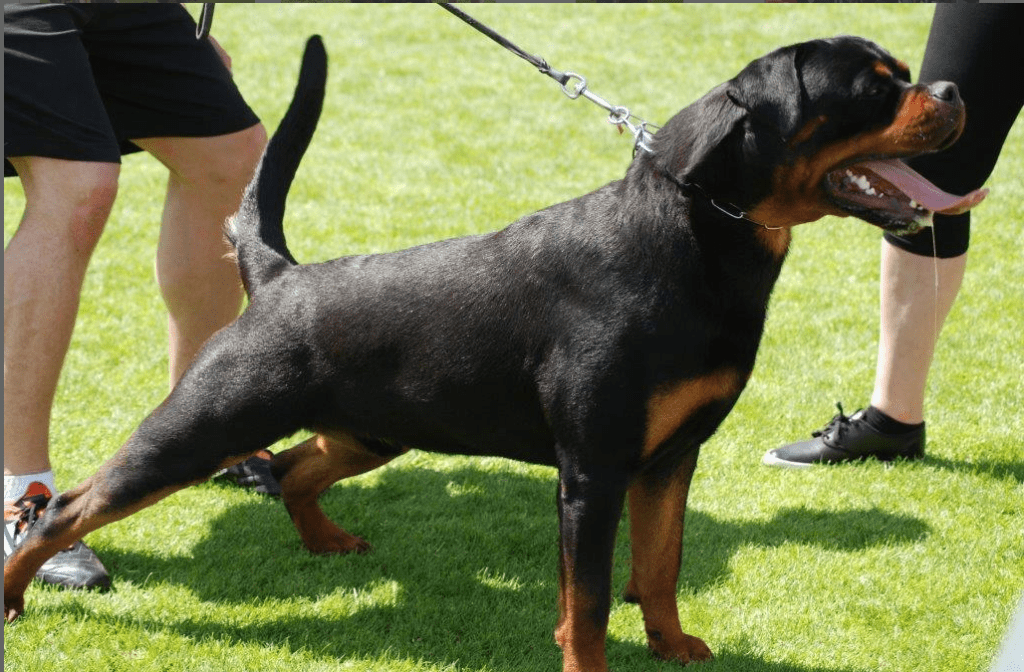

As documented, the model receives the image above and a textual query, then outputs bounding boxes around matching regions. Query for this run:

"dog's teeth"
[852,175,872,192]
[909,199,918,209]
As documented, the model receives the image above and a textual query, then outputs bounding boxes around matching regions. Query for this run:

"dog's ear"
[642,42,830,210]
[646,42,816,206]
[650,82,747,183]
[726,42,809,142]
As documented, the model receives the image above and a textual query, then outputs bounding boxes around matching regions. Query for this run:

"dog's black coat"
[6,33,968,671]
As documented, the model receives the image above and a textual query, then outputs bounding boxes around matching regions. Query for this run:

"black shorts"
[4,4,260,178]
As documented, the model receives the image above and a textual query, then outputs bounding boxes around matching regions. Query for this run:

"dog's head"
[651,36,986,233]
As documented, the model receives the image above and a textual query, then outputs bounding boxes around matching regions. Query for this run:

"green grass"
[4,5,1022,672]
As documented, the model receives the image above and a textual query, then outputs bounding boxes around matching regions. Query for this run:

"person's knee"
[167,123,268,196]
[68,168,119,253]
[208,123,266,190]
[14,158,120,255]
[236,123,268,177]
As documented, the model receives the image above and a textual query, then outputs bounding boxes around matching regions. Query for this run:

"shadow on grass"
[685,652,875,672]
[923,454,1024,484]
[70,464,925,671]
[676,504,930,593]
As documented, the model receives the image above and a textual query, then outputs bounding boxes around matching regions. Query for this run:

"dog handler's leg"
[272,432,405,555]
[624,450,713,664]
[554,471,627,672]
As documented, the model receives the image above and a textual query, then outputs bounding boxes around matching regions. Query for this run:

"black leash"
[439,3,658,156]
[439,3,568,87]
[196,3,214,40]
[438,4,779,230]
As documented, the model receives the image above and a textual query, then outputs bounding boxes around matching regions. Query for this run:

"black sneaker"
[763,403,925,468]
[213,449,281,497]
[4,482,111,590]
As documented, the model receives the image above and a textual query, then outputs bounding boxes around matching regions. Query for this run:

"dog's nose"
[928,81,960,104]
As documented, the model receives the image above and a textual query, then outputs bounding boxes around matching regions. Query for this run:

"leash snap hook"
[610,112,654,157]
[560,72,587,100]
[633,121,655,156]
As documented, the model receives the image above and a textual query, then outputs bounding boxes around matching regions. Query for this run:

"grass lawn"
[4,5,1021,672]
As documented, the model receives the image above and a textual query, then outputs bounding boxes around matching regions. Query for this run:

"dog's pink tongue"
[860,159,989,215]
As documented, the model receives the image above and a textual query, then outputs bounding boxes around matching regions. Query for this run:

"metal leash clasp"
[618,117,654,157]
[560,72,588,100]
[559,72,656,155]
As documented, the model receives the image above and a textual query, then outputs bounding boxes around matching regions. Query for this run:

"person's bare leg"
[4,158,120,479]
[134,124,266,386]
[869,240,967,425]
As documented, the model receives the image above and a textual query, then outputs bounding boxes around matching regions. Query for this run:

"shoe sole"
[35,572,112,591]
[761,450,814,469]
[761,448,925,469]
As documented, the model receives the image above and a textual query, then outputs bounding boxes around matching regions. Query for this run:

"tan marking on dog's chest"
[643,368,746,458]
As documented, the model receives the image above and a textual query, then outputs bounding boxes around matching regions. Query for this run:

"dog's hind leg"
[272,432,405,555]
[4,416,295,622]
[623,449,713,664]
[4,326,314,622]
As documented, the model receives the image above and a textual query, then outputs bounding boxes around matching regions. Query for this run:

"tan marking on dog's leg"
[624,453,713,664]
[555,560,610,672]
[274,432,402,555]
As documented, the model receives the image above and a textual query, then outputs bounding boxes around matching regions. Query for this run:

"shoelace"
[811,402,855,445]
[4,492,48,558]
[6,492,48,535]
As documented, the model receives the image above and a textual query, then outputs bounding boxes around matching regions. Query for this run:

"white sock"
[4,470,58,502]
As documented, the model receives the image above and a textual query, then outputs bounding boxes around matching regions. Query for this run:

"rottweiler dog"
[5,34,985,671]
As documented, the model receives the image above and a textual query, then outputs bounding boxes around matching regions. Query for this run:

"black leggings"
[885,4,1024,259]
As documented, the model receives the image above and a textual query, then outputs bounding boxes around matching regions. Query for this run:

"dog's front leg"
[624,449,713,664]
[553,469,627,672]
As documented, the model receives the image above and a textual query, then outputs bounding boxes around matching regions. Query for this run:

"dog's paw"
[305,530,372,556]
[5,596,25,623]
[648,631,713,665]
[337,533,372,555]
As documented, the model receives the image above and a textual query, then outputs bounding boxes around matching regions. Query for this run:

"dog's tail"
[228,35,327,297]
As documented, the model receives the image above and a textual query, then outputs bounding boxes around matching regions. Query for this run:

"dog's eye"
[864,85,886,99]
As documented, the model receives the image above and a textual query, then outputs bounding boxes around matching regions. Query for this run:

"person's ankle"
[4,470,57,502]
[862,405,924,435]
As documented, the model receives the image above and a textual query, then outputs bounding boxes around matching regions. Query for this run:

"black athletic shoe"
[763,403,925,468]
[214,449,281,497]
[4,482,111,590]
